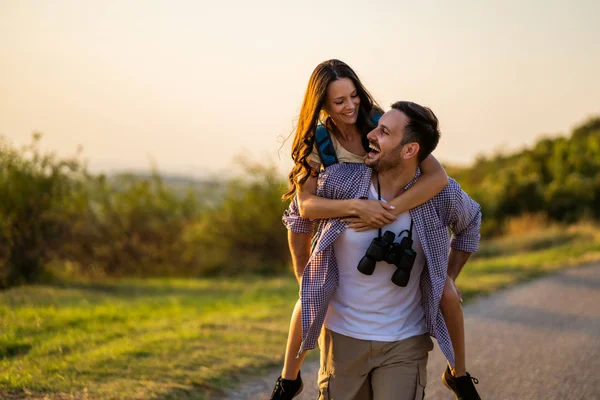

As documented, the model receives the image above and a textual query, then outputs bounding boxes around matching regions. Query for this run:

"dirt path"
[225,263,600,399]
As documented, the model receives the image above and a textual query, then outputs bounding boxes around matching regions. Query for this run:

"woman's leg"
[270,230,311,398]
[440,277,466,376]
[281,298,307,380]
[280,230,312,379]
[269,297,306,399]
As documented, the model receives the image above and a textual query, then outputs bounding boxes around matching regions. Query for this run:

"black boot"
[442,365,481,400]
[269,370,303,400]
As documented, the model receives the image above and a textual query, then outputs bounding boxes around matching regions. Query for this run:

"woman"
[271,60,471,400]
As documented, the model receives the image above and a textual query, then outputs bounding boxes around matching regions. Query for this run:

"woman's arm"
[342,154,449,231]
[387,153,448,214]
[297,163,396,227]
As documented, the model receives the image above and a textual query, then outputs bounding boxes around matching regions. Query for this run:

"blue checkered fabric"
[282,196,314,236]
[282,163,482,367]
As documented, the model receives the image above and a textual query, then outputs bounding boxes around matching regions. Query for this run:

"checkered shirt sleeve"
[282,195,315,236]
[437,179,482,253]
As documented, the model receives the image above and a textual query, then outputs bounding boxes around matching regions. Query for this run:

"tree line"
[448,117,600,236]
[1,116,599,287]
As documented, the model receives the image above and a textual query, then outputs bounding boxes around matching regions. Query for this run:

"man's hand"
[342,199,396,231]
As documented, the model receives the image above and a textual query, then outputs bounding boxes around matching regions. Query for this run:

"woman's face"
[323,77,360,126]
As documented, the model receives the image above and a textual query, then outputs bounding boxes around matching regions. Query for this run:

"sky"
[1,0,599,178]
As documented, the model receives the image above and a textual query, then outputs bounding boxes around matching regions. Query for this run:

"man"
[284,101,482,399]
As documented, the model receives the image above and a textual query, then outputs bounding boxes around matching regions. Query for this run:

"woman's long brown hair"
[283,59,382,200]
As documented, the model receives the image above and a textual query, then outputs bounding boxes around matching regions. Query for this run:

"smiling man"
[290,101,482,400]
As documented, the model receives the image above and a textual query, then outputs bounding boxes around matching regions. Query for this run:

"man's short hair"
[391,101,440,163]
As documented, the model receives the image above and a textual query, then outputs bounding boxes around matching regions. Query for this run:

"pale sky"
[1,0,599,178]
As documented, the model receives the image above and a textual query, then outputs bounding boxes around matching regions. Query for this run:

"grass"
[2,223,600,399]
[460,222,600,300]
[0,278,301,399]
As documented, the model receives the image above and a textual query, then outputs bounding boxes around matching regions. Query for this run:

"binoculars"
[357,230,417,287]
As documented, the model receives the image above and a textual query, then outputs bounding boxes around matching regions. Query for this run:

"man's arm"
[447,248,471,281]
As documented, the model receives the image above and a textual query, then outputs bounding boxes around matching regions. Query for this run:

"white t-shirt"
[324,184,427,341]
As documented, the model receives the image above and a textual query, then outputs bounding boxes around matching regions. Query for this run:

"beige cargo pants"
[318,329,434,400]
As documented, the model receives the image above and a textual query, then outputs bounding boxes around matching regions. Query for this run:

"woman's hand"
[342,199,397,232]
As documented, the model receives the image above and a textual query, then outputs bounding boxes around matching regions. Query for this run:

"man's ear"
[403,143,420,160]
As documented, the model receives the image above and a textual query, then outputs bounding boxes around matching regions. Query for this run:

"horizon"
[11,112,595,181]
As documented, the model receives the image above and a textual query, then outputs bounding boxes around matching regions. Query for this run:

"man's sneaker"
[269,371,303,400]
[442,365,481,400]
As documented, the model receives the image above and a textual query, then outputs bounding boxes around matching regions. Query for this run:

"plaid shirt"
[283,163,481,367]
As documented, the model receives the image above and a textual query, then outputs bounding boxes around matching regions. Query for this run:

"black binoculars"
[357,230,417,287]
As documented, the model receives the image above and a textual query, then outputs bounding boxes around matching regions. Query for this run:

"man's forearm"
[288,230,312,283]
[448,249,471,281]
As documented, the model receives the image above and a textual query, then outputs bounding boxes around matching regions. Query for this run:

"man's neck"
[374,166,417,201]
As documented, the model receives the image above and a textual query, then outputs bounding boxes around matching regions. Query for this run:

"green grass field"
[2,224,600,399]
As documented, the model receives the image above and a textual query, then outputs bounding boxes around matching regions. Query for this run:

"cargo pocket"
[414,363,427,400]
[318,373,332,400]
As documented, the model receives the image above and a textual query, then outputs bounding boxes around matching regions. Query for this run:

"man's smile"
[367,141,380,157]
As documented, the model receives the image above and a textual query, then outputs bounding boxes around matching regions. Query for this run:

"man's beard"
[368,144,404,172]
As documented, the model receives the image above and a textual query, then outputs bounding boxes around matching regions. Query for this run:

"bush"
[0,134,87,287]
[182,157,291,276]
[65,169,200,276]
[0,135,292,287]
[451,115,600,236]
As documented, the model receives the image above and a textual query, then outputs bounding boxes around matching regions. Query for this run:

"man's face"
[364,109,418,172]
